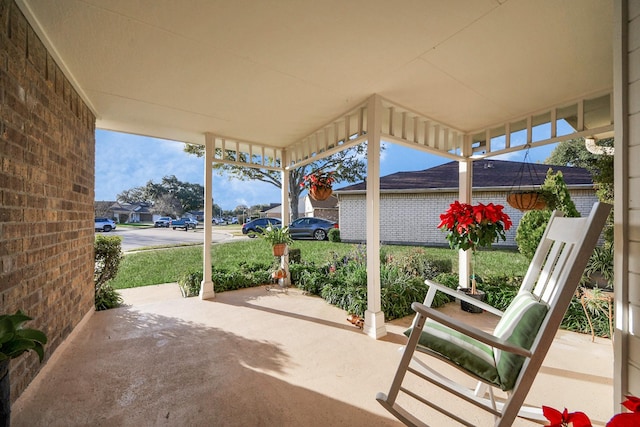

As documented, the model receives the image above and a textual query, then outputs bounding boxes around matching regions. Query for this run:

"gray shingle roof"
[335,159,594,192]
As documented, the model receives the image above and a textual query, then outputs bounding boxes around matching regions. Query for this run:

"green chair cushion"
[493,292,549,390]
[405,321,502,388]
[405,292,548,391]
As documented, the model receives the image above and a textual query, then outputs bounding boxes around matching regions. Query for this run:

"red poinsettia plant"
[437,201,512,253]
[543,395,640,426]
[300,170,335,191]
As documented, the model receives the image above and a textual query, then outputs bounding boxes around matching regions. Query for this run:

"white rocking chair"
[377,202,611,427]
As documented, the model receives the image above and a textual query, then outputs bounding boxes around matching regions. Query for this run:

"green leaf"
[2,337,35,358]
[16,328,48,345]
[0,318,16,344]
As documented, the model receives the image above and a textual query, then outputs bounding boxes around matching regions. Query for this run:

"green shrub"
[381,277,429,320]
[388,249,453,279]
[516,169,580,259]
[289,248,301,263]
[321,282,367,316]
[249,269,272,286]
[238,261,272,273]
[94,235,123,310]
[328,228,341,242]
[431,273,460,304]
[211,268,249,292]
[477,275,521,311]
[95,285,123,311]
[295,269,323,294]
[515,210,552,259]
[178,270,203,297]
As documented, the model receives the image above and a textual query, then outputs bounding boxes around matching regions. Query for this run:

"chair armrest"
[411,302,532,358]
[424,279,504,317]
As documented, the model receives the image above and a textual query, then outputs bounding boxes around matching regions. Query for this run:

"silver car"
[94,217,116,232]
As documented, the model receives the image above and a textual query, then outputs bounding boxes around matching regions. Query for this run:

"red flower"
[542,396,640,427]
[622,395,640,413]
[607,396,640,427]
[607,413,640,427]
[543,406,592,427]
[437,201,512,252]
[301,170,335,191]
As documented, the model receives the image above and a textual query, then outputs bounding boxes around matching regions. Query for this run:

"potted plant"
[258,225,293,256]
[300,170,335,201]
[584,244,614,290]
[1,311,47,427]
[437,201,512,312]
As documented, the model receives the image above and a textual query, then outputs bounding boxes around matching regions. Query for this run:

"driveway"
[98,226,236,252]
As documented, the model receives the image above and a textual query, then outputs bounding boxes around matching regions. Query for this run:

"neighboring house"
[109,202,153,223]
[263,195,338,221]
[94,201,116,219]
[335,159,598,247]
[261,203,283,219]
[304,194,339,222]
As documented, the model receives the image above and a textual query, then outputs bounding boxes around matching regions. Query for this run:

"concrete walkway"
[11,284,614,426]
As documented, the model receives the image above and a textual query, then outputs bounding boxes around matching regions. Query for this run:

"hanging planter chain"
[506,145,547,211]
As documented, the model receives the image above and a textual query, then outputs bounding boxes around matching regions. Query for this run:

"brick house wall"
[1,0,96,402]
[338,189,599,247]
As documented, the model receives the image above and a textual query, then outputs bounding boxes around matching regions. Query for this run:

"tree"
[184,143,372,220]
[545,138,601,171]
[116,175,204,216]
[116,187,148,204]
[545,137,614,245]
[515,169,580,258]
[152,194,183,217]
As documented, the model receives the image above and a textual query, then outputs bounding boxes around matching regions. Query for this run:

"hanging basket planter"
[272,243,287,257]
[302,170,335,201]
[309,186,332,201]
[506,190,547,212]
[505,146,548,212]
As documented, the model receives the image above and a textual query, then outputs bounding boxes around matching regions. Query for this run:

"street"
[98,226,237,252]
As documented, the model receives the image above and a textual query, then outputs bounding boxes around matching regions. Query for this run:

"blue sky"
[95,129,557,211]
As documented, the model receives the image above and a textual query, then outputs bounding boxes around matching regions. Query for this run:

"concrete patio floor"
[11,283,613,426]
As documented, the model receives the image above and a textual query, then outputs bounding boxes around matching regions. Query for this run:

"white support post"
[200,133,215,299]
[364,94,386,339]
[281,153,290,226]
[458,137,473,289]
[280,154,291,287]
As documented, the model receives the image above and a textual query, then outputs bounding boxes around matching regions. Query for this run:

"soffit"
[18,0,613,148]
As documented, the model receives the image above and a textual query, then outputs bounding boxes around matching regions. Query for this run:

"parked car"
[94,217,116,232]
[230,217,239,224]
[242,218,282,238]
[288,217,338,241]
[154,217,173,227]
[170,218,197,230]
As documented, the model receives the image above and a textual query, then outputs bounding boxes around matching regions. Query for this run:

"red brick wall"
[0,0,96,401]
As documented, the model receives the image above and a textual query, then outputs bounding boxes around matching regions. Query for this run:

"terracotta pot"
[309,186,332,201]
[272,243,287,257]
[272,269,287,279]
[506,191,546,211]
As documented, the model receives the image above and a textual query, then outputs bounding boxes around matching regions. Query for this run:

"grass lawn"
[109,239,529,289]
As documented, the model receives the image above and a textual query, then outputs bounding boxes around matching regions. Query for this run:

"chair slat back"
[519,209,602,308]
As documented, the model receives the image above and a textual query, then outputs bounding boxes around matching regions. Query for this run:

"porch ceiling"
[19,0,612,149]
